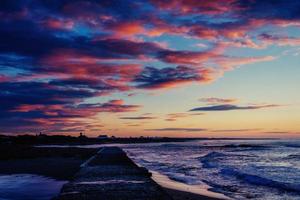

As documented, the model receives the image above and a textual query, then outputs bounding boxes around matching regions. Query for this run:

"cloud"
[126,124,142,127]
[199,98,237,104]
[0,0,298,134]
[120,116,156,120]
[41,17,74,30]
[158,48,220,65]
[235,0,300,20]
[120,112,157,120]
[212,129,261,132]
[259,34,300,47]
[134,66,214,89]
[145,128,207,132]
[0,80,140,133]
[106,21,146,38]
[165,113,188,121]
[150,0,240,15]
[77,100,141,113]
[214,55,275,70]
[263,131,300,135]
[190,104,281,111]
[165,113,204,121]
[0,75,11,82]
[263,131,293,134]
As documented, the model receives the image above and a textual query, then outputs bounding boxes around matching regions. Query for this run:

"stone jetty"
[54,147,173,200]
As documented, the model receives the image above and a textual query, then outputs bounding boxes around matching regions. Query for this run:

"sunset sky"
[1,0,300,138]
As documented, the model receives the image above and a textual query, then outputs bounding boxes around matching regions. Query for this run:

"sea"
[0,139,299,200]
[123,139,300,200]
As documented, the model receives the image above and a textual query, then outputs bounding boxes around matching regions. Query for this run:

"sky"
[0,0,300,138]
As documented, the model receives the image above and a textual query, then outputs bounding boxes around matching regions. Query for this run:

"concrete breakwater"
[54,147,172,200]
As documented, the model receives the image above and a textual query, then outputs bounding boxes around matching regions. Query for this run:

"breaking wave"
[221,167,300,193]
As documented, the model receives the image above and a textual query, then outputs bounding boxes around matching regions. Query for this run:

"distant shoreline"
[0,134,280,147]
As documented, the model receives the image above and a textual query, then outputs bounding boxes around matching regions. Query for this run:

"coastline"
[151,171,230,200]
[0,145,231,200]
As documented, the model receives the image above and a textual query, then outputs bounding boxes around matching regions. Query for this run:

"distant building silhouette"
[98,134,108,139]
[78,132,87,139]
[38,132,47,137]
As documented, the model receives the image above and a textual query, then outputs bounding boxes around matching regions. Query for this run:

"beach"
[152,171,228,200]
[164,188,222,200]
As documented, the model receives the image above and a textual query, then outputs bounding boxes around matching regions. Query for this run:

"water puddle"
[0,174,67,200]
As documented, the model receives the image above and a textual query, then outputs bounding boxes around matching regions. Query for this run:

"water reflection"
[0,174,66,200]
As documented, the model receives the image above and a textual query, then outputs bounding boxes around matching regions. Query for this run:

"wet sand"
[152,171,229,200]
[164,188,224,200]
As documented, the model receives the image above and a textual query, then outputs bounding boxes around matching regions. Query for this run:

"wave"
[158,143,190,148]
[223,144,268,148]
[285,144,300,148]
[221,167,300,193]
[199,152,227,168]
[285,154,300,160]
[199,152,254,168]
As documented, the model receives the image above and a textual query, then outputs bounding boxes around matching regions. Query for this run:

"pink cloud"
[159,43,225,65]
[215,55,275,70]
[42,18,74,30]
[0,75,11,82]
[40,50,142,90]
[108,21,145,37]
[259,34,300,47]
[151,0,240,15]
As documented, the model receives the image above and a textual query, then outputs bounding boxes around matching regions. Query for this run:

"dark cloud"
[135,66,212,89]
[190,104,281,111]
[150,0,239,15]
[0,80,140,133]
[0,81,96,109]
[0,20,162,61]
[236,0,300,20]
[0,20,71,57]
[78,100,140,113]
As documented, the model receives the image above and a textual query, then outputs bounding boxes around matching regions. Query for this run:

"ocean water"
[0,174,66,200]
[122,139,300,200]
